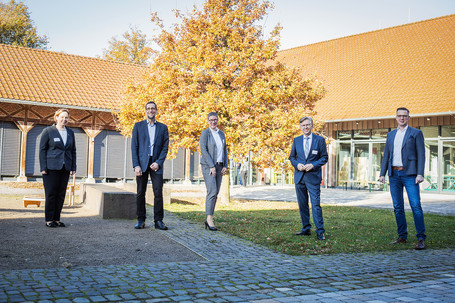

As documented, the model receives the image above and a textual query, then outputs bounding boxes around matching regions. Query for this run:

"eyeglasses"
[208,119,218,122]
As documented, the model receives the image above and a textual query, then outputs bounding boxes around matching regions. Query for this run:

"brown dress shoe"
[415,239,425,250]
[389,237,407,245]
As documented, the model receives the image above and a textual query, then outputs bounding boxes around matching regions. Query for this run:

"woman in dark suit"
[39,109,76,227]
[199,112,228,231]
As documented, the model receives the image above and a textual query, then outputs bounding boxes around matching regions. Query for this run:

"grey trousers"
[202,164,223,215]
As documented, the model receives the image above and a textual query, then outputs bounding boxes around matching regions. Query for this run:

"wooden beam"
[14,121,35,182]
[83,127,103,183]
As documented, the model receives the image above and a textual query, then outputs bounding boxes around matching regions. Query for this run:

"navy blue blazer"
[380,126,425,177]
[289,133,328,185]
[39,126,77,172]
[131,120,169,174]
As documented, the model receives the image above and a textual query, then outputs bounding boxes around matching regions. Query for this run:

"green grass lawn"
[166,198,455,255]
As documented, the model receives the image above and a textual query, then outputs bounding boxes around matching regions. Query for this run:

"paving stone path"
[1,208,454,303]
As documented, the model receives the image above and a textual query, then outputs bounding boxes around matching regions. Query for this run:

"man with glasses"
[379,107,426,250]
[289,117,328,240]
[131,101,169,230]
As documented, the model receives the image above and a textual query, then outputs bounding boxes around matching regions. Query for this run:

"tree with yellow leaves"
[117,0,324,171]
[0,0,48,48]
[102,26,153,65]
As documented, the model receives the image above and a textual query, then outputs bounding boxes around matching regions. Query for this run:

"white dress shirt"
[147,120,156,156]
[392,125,408,167]
[210,128,223,163]
[58,128,67,146]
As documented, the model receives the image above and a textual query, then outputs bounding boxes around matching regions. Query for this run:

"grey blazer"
[199,128,228,169]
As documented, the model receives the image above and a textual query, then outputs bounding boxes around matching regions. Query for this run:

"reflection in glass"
[441,126,455,138]
[353,143,369,187]
[442,141,455,191]
[421,126,438,138]
[353,130,370,139]
[371,128,389,139]
[372,143,385,183]
[336,143,351,185]
[337,131,352,140]
[424,141,439,191]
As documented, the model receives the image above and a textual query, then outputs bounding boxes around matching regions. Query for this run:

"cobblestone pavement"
[230,186,455,216]
[1,209,454,302]
[1,186,454,302]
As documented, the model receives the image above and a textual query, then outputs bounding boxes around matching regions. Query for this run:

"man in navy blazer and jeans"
[379,107,426,250]
[289,117,328,240]
[131,101,169,230]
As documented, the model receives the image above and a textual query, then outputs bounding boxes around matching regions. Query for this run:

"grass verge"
[166,198,455,255]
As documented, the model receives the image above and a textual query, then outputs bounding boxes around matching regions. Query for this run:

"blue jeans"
[389,170,426,240]
[295,179,325,235]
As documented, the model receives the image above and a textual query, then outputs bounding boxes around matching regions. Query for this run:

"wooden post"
[83,127,102,183]
[14,121,34,182]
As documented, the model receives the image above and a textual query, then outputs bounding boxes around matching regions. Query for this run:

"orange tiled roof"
[0,44,147,110]
[276,14,455,121]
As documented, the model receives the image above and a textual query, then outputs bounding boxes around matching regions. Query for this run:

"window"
[441,126,455,138]
[353,129,371,139]
[421,126,439,138]
[337,130,352,140]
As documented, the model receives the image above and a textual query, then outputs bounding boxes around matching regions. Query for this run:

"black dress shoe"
[134,221,145,229]
[389,237,407,245]
[46,222,57,228]
[294,230,311,236]
[154,220,168,230]
[204,221,218,231]
[54,221,65,227]
[317,233,326,240]
[415,239,425,250]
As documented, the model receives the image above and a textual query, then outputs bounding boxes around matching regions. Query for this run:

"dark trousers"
[43,168,70,222]
[136,157,164,222]
[295,178,325,236]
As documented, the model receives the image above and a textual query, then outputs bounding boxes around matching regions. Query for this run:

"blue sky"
[21,0,455,58]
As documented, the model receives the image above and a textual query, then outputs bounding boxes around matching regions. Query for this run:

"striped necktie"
[304,137,310,158]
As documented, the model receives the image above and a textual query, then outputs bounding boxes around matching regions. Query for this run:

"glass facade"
[334,125,455,193]
[442,140,455,191]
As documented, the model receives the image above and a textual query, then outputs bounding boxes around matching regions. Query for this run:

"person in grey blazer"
[200,112,228,231]
[40,109,76,228]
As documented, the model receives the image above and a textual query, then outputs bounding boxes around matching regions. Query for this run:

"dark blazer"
[39,126,77,172]
[131,120,169,174]
[380,126,425,177]
[289,134,328,185]
[199,128,228,169]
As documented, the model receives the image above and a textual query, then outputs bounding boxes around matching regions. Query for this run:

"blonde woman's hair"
[53,108,69,122]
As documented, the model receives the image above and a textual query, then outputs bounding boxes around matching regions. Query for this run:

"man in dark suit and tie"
[379,107,426,250]
[131,101,169,230]
[289,117,328,240]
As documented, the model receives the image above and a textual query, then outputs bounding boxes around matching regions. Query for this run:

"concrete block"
[81,183,136,219]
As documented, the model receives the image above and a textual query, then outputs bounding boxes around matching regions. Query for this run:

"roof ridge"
[0,43,147,68]
[279,13,455,52]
